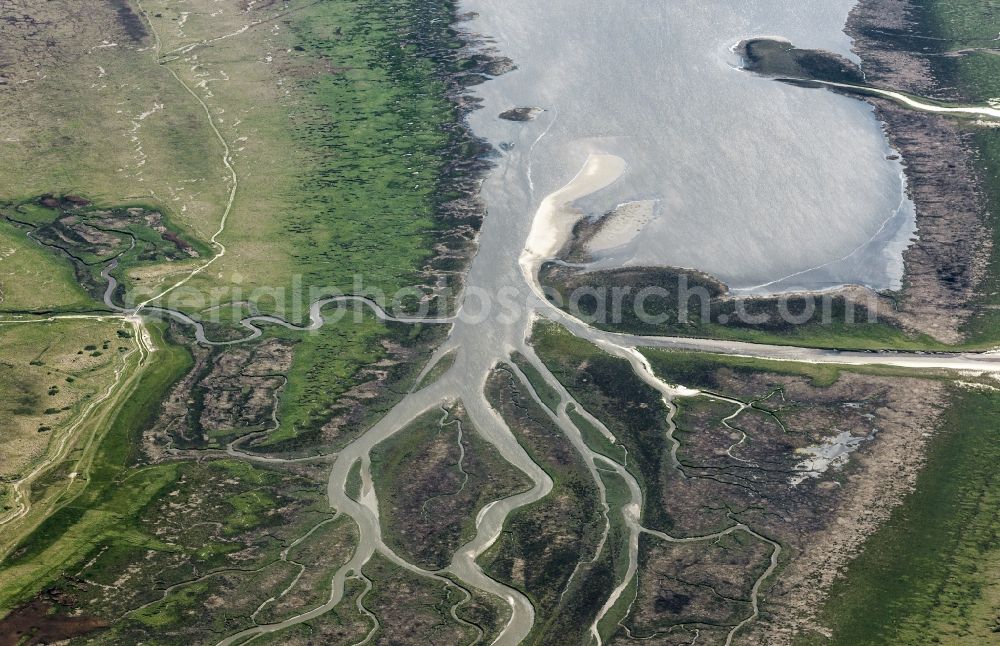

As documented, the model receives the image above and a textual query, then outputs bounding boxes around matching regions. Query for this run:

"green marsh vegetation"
[263,316,448,452]
[807,3,1000,641]
[638,348,952,390]
[483,365,613,645]
[909,0,1000,346]
[540,265,947,351]
[569,404,629,465]
[0,323,338,642]
[511,351,563,411]
[134,0,490,320]
[414,348,458,391]
[530,320,674,531]
[250,577,374,645]
[360,555,482,644]
[370,405,530,570]
[593,466,637,641]
[814,386,1000,645]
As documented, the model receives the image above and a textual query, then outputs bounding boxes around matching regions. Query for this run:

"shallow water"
[461,0,916,294]
[249,4,932,643]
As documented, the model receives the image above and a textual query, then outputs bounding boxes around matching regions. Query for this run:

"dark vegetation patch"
[0,195,207,306]
[738,38,865,84]
[482,366,610,645]
[449,580,515,644]
[252,578,374,646]
[539,264,938,350]
[499,107,542,121]
[529,321,673,531]
[108,0,148,42]
[1,454,335,640]
[530,321,946,641]
[145,335,293,458]
[370,403,530,570]
[361,555,478,644]
[252,577,372,645]
[255,516,359,624]
[627,531,771,637]
[0,593,106,646]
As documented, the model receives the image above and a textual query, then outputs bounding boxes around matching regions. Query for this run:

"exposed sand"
[585,199,657,254]
[519,153,626,286]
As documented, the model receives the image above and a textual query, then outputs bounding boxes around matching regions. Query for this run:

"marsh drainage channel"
[76,5,1000,643]
[90,154,1000,646]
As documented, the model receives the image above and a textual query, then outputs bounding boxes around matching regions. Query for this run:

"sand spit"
[519,153,626,284]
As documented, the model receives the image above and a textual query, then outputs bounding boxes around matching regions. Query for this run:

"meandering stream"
[15,1,996,643]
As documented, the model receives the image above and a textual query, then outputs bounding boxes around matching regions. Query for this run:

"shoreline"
[519,153,627,289]
[846,0,993,343]
[539,2,996,347]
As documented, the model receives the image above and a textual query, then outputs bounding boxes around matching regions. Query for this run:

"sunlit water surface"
[460,0,915,294]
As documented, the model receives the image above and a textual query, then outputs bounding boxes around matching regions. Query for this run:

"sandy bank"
[519,153,626,285]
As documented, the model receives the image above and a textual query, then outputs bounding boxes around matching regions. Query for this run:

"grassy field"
[133,0,477,319]
[0,2,228,245]
[0,318,127,509]
[1,0,479,324]
[0,319,189,608]
[813,386,1000,644]
[0,221,95,313]
[0,323,345,639]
